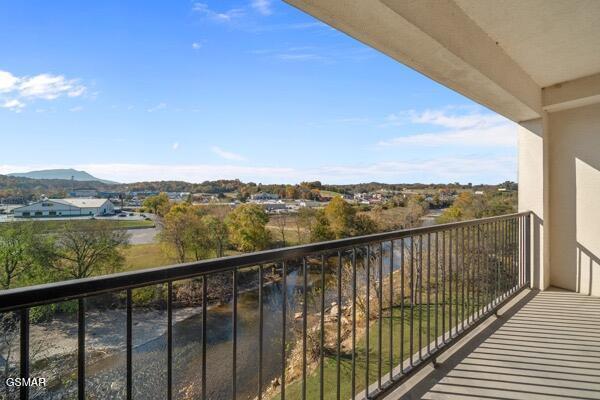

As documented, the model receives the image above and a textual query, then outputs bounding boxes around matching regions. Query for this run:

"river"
[33,243,407,400]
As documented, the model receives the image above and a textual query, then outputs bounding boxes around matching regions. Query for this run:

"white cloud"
[1,99,25,112]
[192,42,202,50]
[379,108,516,148]
[312,156,516,183]
[18,73,86,100]
[172,142,180,151]
[147,102,167,112]
[276,53,326,62]
[0,71,19,92]
[211,146,246,161]
[251,0,273,15]
[192,2,244,22]
[0,70,87,112]
[0,155,516,184]
[69,106,84,112]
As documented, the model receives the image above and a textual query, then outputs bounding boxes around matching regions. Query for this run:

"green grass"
[122,243,243,272]
[122,243,173,271]
[320,190,345,198]
[7,218,155,233]
[279,303,465,400]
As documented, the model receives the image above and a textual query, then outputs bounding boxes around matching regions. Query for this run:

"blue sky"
[0,0,516,184]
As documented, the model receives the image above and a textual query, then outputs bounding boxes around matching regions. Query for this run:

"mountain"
[7,169,118,185]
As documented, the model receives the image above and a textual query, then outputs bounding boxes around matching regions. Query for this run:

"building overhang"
[284,0,600,123]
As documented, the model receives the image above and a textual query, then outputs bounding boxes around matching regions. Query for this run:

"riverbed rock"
[330,304,339,316]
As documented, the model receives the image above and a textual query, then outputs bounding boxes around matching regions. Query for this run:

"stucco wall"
[518,119,549,290]
[548,103,600,295]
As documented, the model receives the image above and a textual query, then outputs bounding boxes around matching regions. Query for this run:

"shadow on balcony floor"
[392,288,600,400]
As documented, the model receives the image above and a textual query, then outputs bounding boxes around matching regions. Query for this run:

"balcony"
[390,288,600,400]
[1,212,537,400]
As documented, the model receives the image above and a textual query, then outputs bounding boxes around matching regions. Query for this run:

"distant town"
[0,168,517,221]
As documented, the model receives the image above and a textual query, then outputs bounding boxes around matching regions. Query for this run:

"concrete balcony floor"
[388,288,600,400]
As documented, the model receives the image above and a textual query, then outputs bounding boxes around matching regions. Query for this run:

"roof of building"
[54,198,110,208]
[14,198,111,210]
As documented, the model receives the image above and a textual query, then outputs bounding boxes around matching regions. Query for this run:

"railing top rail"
[0,211,531,312]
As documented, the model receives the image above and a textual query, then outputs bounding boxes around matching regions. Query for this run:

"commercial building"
[13,198,115,218]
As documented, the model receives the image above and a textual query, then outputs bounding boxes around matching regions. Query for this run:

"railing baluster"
[461,227,465,332]
[400,238,405,374]
[516,218,519,288]
[448,230,452,339]
[336,252,342,400]
[167,282,173,400]
[469,227,473,324]
[378,242,383,387]
[418,235,423,362]
[202,277,207,400]
[524,214,535,285]
[78,298,85,400]
[434,231,439,350]
[520,217,527,286]
[477,226,482,319]
[281,261,287,400]
[519,216,523,287]
[427,233,431,355]
[455,228,459,334]
[442,230,446,344]
[365,246,371,394]
[258,265,263,400]
[20,308,29,400]
[470,226,474,323]
[409,237,414,367]
[126,289,132,400]
[484,224,490,313]
[351,249,357,399]
[302,258,308,400]
[233,269,238,400]
[503,219,508,298]
[319,255,325,400]
[389,241,394,381]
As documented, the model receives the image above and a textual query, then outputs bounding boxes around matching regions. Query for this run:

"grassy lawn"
[267,215,304,246]
[122,243,244,272]
[122,243,173,271]
[280,304,459,400]
[8,218,156,233]
[320,190,345,198]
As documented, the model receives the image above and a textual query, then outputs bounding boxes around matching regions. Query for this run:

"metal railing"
[0,212,531,400]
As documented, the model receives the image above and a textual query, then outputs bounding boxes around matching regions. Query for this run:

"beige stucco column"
[546,103,600,296]
[520,87,600,295]
[518,118,550,290]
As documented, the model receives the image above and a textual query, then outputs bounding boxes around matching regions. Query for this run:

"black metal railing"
[0,212,531,400]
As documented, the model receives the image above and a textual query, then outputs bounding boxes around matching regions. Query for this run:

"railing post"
[20,308,29,400]
[525,212,532,286]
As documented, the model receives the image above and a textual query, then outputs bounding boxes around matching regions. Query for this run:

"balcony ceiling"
[285,0,600,122]
[455,0,600,88]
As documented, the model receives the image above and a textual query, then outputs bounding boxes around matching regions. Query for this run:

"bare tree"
[272,214,288,246]
[46,221,130,279]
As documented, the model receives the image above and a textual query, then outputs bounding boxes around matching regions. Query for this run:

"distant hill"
[8,169,118,185]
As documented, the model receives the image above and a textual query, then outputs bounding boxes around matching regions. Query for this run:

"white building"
[13,198,115,218]
[69,188,98,198]
[250,192,279,201]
